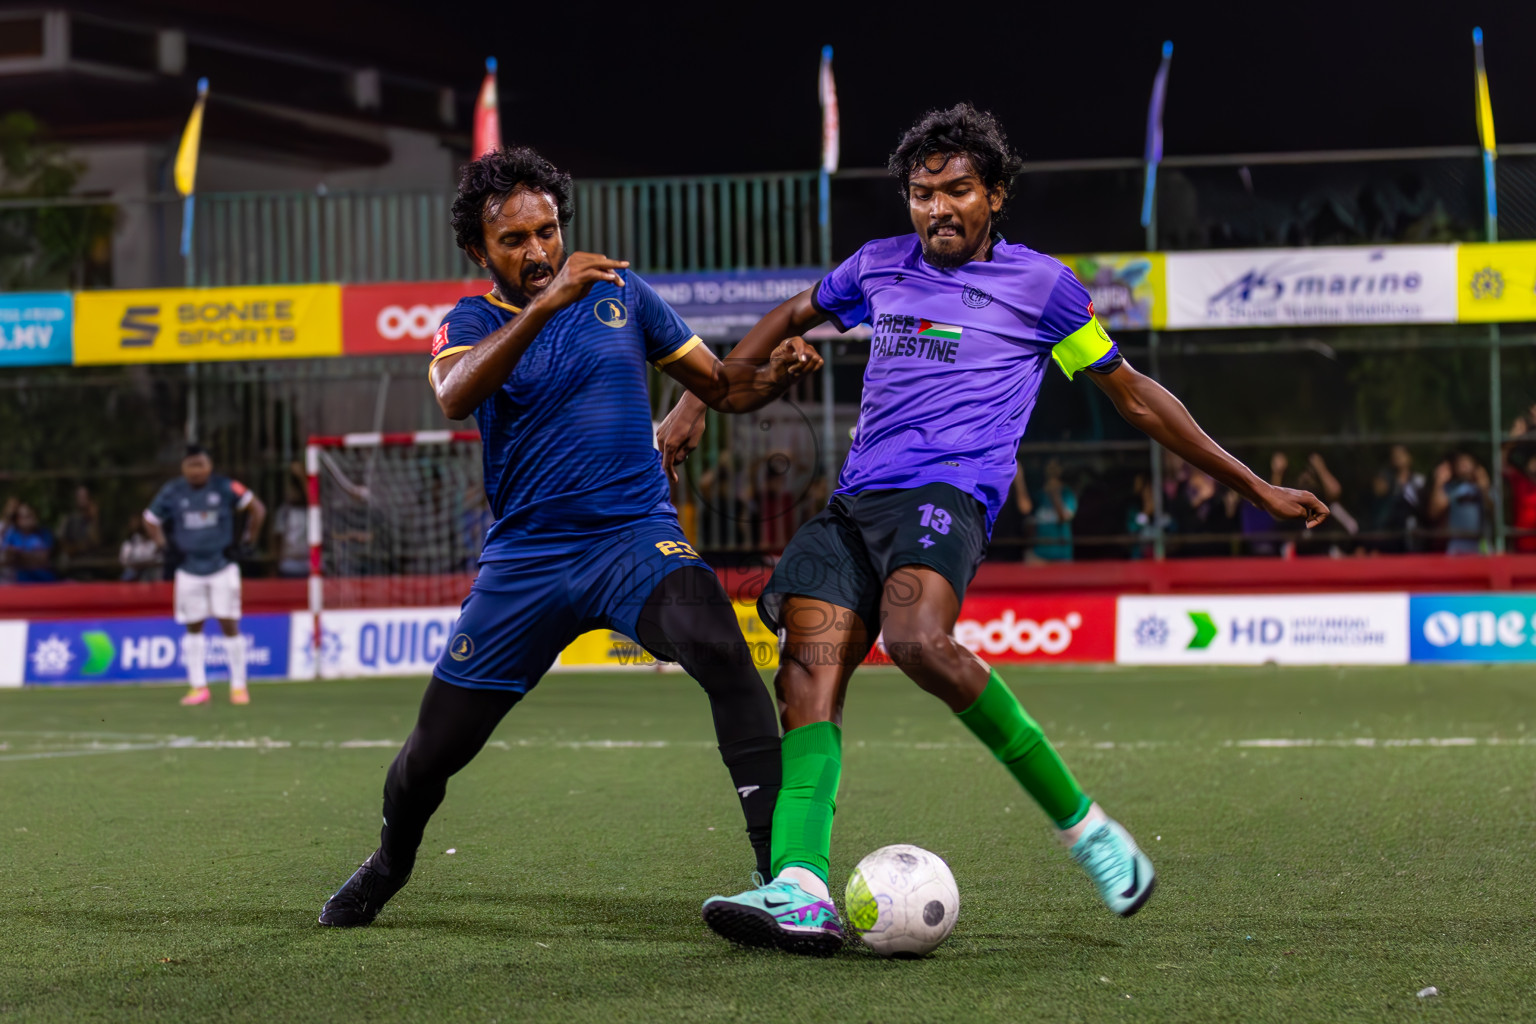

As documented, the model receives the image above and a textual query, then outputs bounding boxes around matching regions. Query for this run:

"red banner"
[341,281,488,355]
[866,593,1116,665]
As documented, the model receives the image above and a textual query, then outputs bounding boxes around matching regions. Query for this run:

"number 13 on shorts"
[918,503,952,535]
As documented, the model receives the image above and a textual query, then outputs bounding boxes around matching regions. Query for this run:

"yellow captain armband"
[1050,317,1116,380]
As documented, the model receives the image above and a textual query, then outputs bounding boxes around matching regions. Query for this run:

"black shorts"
[758,482,989,636]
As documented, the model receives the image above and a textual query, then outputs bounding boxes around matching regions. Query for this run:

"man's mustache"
[523,261,555,281]
[928,220,965,237]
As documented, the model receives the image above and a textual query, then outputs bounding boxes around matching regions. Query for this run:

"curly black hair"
[450,146,574,253]
[886,103,1024,213]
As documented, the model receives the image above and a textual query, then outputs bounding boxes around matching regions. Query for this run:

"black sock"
[719,735,783,877]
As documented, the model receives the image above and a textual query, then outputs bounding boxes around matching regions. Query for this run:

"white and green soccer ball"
[845,844,959,957]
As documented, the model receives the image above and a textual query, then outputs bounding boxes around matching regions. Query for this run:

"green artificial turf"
[2,666,1534,1022]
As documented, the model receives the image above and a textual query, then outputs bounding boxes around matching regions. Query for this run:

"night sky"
[100,0,1536,176]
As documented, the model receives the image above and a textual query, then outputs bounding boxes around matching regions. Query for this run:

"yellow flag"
[174,78,209,197]
[1474,29,1495,155]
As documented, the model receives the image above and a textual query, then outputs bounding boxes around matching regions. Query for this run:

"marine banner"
[73,284,342,364]
[1457,242,1536,323]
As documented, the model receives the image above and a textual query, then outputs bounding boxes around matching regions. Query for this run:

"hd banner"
[23,614,290,684]
[73,284,342,364]
[1059,254,1164,331]
[1457,242,1536,323]
[1116,594,1409,666]
[0,292,72,367]
[340,280,487,355]
[1163,246,1458,328]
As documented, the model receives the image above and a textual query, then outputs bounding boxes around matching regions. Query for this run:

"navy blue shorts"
[435,514,704,692]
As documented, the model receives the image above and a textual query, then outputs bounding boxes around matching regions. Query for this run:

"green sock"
[957,670,1090,829]
[769,721,842,883]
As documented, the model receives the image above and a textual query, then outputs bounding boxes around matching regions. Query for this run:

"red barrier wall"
[7,555,1536,620]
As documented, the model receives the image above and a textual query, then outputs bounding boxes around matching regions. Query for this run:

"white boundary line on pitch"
[4,733,1536,762]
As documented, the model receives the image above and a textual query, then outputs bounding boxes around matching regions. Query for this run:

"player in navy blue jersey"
[319,147,822,928]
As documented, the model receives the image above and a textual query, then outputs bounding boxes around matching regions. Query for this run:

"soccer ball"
[845,844,959,957]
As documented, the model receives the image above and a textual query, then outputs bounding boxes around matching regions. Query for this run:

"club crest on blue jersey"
[448,633,475,661]
[594,298,628,328]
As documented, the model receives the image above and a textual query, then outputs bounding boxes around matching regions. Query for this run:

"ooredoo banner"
[1164,246,1458,328]
[1116,594,1409,665]
[341,280,488,355]
[74,284,342,364]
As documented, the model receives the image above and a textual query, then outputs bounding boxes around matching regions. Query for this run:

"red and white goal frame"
[304,430,482,657]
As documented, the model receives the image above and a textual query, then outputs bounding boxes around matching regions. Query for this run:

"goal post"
[304,430,484,677]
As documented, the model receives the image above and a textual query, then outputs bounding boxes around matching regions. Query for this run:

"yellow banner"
[558,601,778,670]
[73,284,342,365]
[1058,252,1165,330]
[1457,243,1536,323]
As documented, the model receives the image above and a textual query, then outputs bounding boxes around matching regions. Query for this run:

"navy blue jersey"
[428,272,701,560]
[145,474,253,575]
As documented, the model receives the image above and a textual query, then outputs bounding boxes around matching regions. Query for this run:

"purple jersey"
[814,234,1121,531]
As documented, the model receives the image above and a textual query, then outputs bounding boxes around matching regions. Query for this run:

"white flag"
[819,45,839,175]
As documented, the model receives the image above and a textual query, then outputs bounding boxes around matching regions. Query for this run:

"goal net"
[304,431,484,676]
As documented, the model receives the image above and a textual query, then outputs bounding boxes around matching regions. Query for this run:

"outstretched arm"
[1088,360,1329,527]
[660,335,823,416]
[656,286,828,479]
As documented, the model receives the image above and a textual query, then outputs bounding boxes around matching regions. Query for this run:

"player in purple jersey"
[660,105,1329,954]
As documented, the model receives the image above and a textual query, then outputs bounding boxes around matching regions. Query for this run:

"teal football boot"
[702,875,844,957]
[1070,818,1156,917]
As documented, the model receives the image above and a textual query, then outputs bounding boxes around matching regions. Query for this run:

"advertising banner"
[557,602,779,670]
[1409,593,1536,662]
[341,280,488,355]
[950,594,1116,663]
[73,284,342,364]
[645,269,826,341]
[1116,594,1409,665]
[23,614,290,684]
[1457,242,1536,323]
[291,607,460,679]
[1058,254,1163,331]
[0,621,25,687]
[0,292,72,367]
[1164,246,1457,328]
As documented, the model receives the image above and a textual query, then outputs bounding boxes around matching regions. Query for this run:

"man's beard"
[920,223,983,269]
[490,254,563,305]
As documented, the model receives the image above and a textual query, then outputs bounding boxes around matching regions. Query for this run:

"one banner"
[1116,594,1409,665]
[73,284,342,364]
[646,269,827,342]
[0,292,72,367]
[474,58,500,159]
[1059,254,1164,331]
[1410,593,1536,663]
[1163,246,1458,328]
[1457,241,1536,322]
[0,621,24,687]
[23,614,290,684]
[291,607,459,679]
[341,280,487,355]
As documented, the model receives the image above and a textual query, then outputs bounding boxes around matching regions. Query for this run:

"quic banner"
[73,284,341,364]
[341,280,487,355]
[1163,246,1458,328]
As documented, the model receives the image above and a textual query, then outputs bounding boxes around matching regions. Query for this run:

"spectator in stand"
[1504,412,1536,553]
[272,479,311,578]
[1171,469,1241,558]
[1427,452,1490,555]
[1239,452,1292,556]
[1365,444,1425,553]
[987,461,1033,561]
[57,484,102,579]
[2,502,59,582]
[1294,452,1359,556]
[119,513,163,581]
[754,452,797,558]
[1026,458,1076,562]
